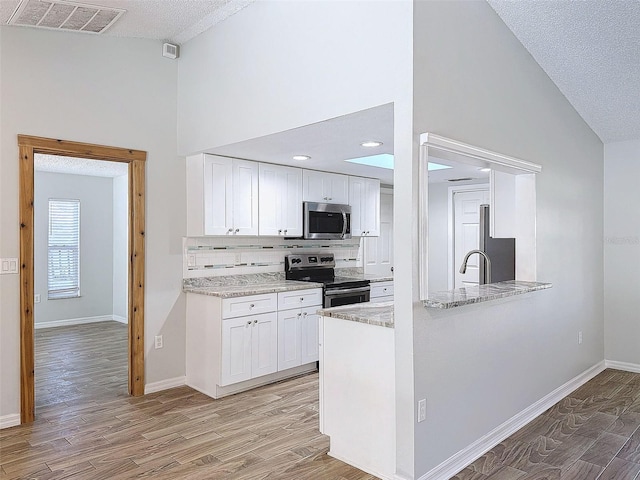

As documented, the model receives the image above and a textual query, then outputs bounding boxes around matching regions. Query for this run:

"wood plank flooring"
[2,322,639,479]
[453,369,640,480]
[1,321,375,479]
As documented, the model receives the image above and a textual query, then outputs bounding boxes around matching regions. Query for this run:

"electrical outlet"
[34,294,41,304]
[578,331,583,345]
[155,335,163,349]
[418,399,427,422]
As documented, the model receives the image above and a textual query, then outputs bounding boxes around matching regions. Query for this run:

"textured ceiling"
[35,154,128,177]
[0,0,254,43]
[488,0,640,143]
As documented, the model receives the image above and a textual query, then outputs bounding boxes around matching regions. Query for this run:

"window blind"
[48,199,80,300]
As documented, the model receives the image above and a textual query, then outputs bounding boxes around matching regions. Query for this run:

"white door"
[259,164,302,237]
[232,159,259,235]
[303,170,349,204]
[453,189,490,288]
[220,316,252,386]
[203,155,233,235]
[364,189,394,276]
[300,307,319,364]
[251,312,278,378]
[277,310,302,371]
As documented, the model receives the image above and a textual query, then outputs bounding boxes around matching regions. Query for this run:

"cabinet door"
[259,164,302,236]
[303,170,349,204]
[221,316,253,386]
[280,167,303,237]
[300,307,319,364]
[203,155,233,235]
[258,163,280,235]
[277,310,302,371]
[349,176,380,236]
[232,159,259,235]
[251,312,278,378]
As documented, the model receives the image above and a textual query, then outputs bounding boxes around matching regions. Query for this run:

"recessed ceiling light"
[292,155,311,161]
[361,141,383,148]
[479,167,491,172]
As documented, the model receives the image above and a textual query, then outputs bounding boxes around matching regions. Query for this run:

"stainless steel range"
[285,253,370,308]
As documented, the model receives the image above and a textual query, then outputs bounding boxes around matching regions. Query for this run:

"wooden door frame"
[18,135,146,423]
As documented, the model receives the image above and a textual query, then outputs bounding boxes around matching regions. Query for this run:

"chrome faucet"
[459,250,492,284]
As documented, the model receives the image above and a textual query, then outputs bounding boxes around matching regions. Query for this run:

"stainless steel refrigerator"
[479,204,516,285]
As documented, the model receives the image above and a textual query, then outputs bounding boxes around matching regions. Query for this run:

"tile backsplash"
[183,236,362,278]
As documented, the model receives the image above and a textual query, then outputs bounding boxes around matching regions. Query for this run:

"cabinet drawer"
[222,293,277,319]
[370,282,394,298]
[278,288,323,310]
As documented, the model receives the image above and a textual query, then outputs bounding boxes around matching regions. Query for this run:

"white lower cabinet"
[220,312,277,386]
[369,281,394,303]
[277,290,322,371]
[186,287,322,399]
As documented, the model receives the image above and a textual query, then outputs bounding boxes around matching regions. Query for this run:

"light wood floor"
[1,321,375,479]
[453,369,640,480]
[2,323,639,479]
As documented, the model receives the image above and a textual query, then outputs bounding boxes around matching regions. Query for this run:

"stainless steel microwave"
[303,202,351,240]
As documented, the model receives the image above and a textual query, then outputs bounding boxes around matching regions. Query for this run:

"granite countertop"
[183,273,322,298]
[317,301,394,328]
[423,280,552,309]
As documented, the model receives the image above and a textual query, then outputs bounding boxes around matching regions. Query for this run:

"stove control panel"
[285,253,335,270]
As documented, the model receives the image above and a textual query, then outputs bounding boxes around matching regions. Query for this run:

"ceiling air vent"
[447,178,475,182]
[7,0,125,34]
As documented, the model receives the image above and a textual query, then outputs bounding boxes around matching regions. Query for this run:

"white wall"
[0,26,183,419]
[113,174,128,322]
[413,1,603,476]
[604,140,640,367]
[427,182,450,292]
[178,0,413,154]
[34,172,113,324]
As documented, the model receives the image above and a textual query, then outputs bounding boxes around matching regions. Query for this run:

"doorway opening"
[18,135,146,423]
[33,155,129,408]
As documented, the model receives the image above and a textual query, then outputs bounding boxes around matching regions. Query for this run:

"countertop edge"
[183,281,323,298]
[423,281,553,309]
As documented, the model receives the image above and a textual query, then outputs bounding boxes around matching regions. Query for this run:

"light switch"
[0,258,19,275]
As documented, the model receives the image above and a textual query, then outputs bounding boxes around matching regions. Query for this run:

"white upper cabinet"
[259,164,303,237]
[349,176,380,236]
[302,170,349,204]
[187,154,259,236]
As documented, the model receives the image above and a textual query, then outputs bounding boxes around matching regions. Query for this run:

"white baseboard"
[419,360,607,480]
[112,315,128,324]
[145,376,186,395]
[0,414,21,429]
[328,451,394,480]
[605,360,640,373]
[34,315,124,329]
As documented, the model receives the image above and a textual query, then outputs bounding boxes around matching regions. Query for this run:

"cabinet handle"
[249,304,255,308]
[284,229,287,235]
[227,228,233,234]
[246,321,251,326]
[303,312,307,317]
[278,229,282,234]
[300,297,304,302]
[235,228,239,233]
[297,313,301,318]
[253,320,258,324]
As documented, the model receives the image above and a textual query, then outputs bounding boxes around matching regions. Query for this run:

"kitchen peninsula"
[318,301,396,480]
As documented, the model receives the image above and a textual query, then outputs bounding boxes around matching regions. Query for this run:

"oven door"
[324,286,370,308]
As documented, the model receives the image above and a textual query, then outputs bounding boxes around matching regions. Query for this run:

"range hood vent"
[7,0,125,34]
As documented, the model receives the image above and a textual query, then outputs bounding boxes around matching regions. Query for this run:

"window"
[48,199,80,299]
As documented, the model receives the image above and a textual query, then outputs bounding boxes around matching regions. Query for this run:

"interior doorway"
[18,135,146,423]
[33,156,129,408]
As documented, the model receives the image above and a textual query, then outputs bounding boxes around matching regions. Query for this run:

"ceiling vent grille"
[7,0,125,34]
